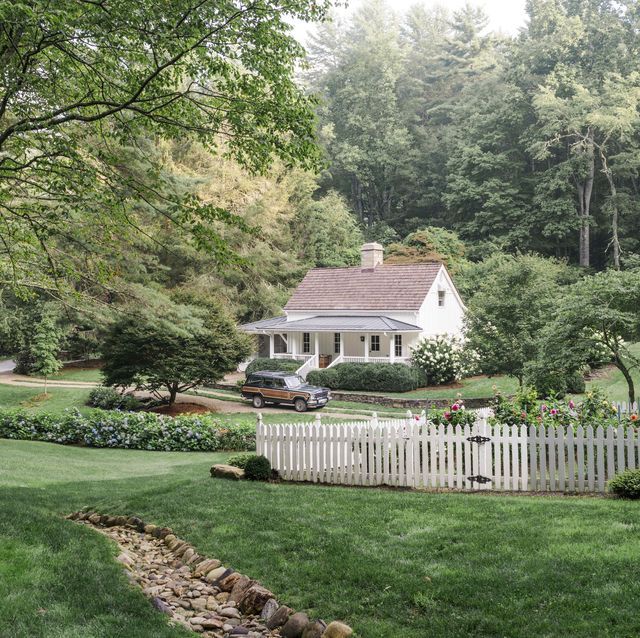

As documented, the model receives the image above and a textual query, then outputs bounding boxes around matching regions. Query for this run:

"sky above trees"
[291,0,528,42]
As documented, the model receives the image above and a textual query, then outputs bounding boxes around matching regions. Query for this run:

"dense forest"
[307,0,640,270]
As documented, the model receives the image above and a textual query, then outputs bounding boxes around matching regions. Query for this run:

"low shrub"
[245,358,302,376]
[0,409,255,452]
[244,454,271,480]
[226,452,255,469]
[608,469,640,499]
[307,362,426,393]
[88,386,140,411]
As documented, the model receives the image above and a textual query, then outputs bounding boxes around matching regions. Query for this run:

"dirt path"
[0,372,369,420]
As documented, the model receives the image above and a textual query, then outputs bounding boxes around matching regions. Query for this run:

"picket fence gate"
[255,412,640,493]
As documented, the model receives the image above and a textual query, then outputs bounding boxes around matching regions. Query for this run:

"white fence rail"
[256,413,639,493]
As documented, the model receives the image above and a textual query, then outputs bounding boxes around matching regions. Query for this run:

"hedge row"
[245,357,302,375]
[0,409,255,452]
[307,362,427,393]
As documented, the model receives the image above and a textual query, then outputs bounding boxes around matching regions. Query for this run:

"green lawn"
[0,384,93,414]
[2,440,640,638]
[50,366,103,382]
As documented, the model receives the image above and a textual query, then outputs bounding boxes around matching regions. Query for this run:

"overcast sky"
[292,0,529,44]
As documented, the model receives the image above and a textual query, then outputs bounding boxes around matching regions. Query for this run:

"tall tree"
[0,0,331,299]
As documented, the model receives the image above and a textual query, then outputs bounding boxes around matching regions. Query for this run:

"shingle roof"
[284,263,443,311]
[240,315,422,333]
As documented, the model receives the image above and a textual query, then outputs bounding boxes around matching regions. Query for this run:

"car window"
[284,376,303,389]
[246,376,261,386]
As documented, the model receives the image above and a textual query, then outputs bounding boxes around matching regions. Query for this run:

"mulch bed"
[150,403,215,416]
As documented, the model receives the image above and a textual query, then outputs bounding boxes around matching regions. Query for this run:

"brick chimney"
[361,242,384,270]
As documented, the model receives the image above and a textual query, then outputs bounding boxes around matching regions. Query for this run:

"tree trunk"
[615,357,635,405]
[599,149,621,269]
[168,382,178,405]
[577,129,595,268]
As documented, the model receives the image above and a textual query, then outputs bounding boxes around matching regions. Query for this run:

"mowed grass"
[50,366,103,382]
[0,384,93,414]
[2,440,640,638]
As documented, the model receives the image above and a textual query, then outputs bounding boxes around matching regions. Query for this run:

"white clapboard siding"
[256,413,639,494]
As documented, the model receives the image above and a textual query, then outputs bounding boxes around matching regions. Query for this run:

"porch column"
[389,334,395,363]
[314,333,319,358]
[364,333,369,362]
[339,332,344,358]
[291,333,297,357]
[268,333,274,358]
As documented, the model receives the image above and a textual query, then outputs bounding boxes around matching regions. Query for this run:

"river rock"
[260,598,279,621]
[266,605,293,630]
[281,612,310,638]
[322,621,354,638]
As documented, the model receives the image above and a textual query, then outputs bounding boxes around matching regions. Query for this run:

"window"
[394,334,402,358]
[303,332,310,353]
[274,334,287,353]
[334,332,341,354]
[370,335,380,352]
[438,289,446,307]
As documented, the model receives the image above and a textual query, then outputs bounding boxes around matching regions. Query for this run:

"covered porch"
[240,316,420,378]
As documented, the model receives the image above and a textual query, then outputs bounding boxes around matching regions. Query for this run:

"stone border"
[66,511,353,638]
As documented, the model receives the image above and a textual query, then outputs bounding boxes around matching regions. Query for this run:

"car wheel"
[252,395,265,409]
[294,398,307,413]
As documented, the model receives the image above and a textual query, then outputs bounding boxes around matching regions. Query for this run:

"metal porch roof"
[239,315,422,333]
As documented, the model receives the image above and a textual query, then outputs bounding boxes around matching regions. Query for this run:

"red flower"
[444,411,452,420]
[451,403,460,412]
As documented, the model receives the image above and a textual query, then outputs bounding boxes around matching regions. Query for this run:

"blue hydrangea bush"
[0,409,255,452]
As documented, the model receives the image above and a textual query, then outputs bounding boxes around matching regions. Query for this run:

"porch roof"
[240,315,422,333]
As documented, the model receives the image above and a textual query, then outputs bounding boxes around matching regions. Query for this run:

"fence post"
[256,412,263,455]
[315,413,322,427]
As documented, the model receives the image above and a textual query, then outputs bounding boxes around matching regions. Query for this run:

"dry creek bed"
[67,511,353,638]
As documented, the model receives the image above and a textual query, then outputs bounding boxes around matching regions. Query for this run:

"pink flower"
[541,404,547,412]
[451,403,460,412]
[521,411,527,420]
[444,411,452,420]
[550,408,558,416]
[568,400,575,409]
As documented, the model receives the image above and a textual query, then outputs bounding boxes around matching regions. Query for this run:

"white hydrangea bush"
[410,335,480,386]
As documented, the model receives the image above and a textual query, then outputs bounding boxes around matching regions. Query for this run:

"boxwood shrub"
[0,409,255,452]
[307,363,426,393]
[608,469,640,499]
[245,357,303,376]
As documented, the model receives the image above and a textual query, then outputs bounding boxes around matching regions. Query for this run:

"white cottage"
[240,243,466,378]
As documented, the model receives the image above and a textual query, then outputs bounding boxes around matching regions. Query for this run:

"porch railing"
[342,355,411,365]
[296,354,319,380]
[273,353,312,361]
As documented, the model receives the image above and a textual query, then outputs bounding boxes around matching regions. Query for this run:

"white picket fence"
[255,412,640,493]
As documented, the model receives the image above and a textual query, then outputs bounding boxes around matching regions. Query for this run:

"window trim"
[370,334,380,352]
[303,332,310,354]
[438,289,446,307]
[334,332,341,354]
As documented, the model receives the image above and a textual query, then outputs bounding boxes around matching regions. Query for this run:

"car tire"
[252,395,265,409]
[294,398,307,413]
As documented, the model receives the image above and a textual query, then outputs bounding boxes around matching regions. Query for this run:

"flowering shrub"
[489,387,637,430]
[429,399,476,427]
[411,335,479,386]
[0,409,255,452]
